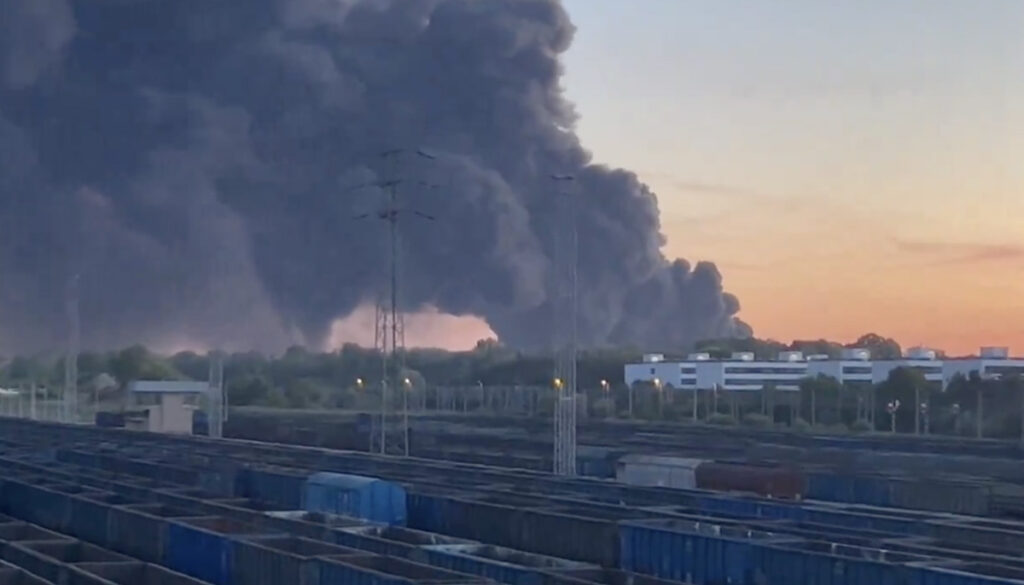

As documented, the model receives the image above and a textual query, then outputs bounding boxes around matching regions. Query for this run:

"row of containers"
[226,412,1024,518]
[0,450,688,585]
[4,422,1024,585]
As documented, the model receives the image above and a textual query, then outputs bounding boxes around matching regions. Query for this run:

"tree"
[799,375,843,426]
[850,333,902,360]
[283,378,323,409]
[876,366,929,433]
[226,375,274,407]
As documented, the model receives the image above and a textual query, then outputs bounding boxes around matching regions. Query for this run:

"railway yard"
[0,414,1023,584]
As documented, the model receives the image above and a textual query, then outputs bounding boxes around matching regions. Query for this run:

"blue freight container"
[198,467,242,498]
[317,554,488,585]
[238,467,306,510]
[751,540,947,585]
[420,544,595,585]
[73,561,213,585]
[67,496,112,547]
[334,525,474,558]
[801,505,927,536]
[231,534,364,585]
[695,496,806,522]
[165,517,284,585]
[807,472,857,503]
[918,562,1024,585]
[0,482,72,534]
[619,518,802,584]
[303,472,407,525]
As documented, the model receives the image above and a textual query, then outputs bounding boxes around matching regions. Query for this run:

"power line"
[551,173,578,476]
[352,148,438,456]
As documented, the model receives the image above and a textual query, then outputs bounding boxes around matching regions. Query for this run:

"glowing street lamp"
[886,399,901,433]
[600,379,609,393]
[553,378,564,390]
[355,378,364,389]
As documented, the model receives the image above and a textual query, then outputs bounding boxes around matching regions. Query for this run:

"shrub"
[741,413,773,428]
[708,413,737,426]
[850,419,873,433]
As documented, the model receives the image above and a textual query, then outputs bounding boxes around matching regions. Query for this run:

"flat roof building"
[624,346,1023,393]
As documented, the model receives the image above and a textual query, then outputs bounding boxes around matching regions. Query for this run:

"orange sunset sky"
[336,1,1024,357]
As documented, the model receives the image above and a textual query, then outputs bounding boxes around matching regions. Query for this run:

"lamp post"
[653,378,663,419]
[886,399,901,433]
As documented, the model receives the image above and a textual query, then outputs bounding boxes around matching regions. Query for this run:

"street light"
[886,399,901,433]
[355,378,364,389]
[553,378,564,390]
[653,378,664,419]
[600,380,609,393]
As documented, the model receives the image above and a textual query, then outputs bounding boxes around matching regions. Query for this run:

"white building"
[871,346,944,385]
[125,380,207,435]
[624,346,1024,393]
[943,347,1024,386]
[806,348,874,386]
[624,351,808,392]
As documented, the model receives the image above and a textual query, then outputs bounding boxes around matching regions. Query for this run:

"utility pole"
[551,174,578,476]
[64,272,80,423]
[355,148,437,457]
[207,351,224,438]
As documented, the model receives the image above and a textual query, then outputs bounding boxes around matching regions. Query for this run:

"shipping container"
[303,472,406,525]
[419,544,593,585]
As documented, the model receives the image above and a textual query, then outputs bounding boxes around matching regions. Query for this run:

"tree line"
[0,333,1020,439]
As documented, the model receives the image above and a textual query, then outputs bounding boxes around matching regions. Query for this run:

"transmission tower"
[355,148,436,456]
[64,273,80,424]
[551,174,578,476]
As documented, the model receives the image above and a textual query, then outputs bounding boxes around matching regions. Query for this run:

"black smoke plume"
[0,0,751,354]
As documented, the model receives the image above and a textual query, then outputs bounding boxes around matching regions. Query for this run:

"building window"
[842,366,872,375]
[680,367,697,374]
[723,367,806,375]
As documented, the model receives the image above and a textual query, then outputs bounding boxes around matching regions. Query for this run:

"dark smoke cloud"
[0,0,751,354]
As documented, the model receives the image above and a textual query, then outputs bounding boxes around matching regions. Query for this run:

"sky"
[557,0,1024,355]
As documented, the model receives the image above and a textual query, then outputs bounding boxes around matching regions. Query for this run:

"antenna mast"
[551,174,578,475]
